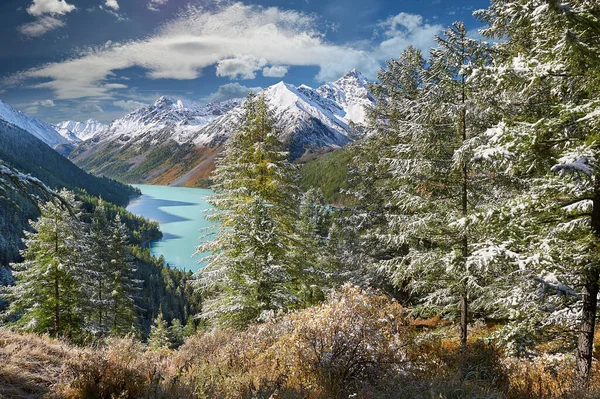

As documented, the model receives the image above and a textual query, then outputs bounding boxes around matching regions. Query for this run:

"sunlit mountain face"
[0,0,487,126]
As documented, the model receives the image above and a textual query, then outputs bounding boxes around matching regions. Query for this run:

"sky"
[0,0,490,124]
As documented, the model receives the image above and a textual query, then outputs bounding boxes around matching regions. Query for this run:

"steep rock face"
[0,99,69,148]
[54,119,107,141]
[70,70,374,186]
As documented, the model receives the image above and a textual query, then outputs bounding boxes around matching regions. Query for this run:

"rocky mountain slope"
[69,70,374,187]
[0,100,70,148]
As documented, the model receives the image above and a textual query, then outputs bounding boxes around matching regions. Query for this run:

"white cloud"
[148,0,168,12]
[263,65,288,78]
[19,16,65,37]
[78,102,104,113]
[113,100,147,111]
[204,83,262,102]
[216,56,267,80]
[105,0,119,11]
[376,13,442,60]
[6,3,441,99]
[32,99,56,107]
[27,0,75,16]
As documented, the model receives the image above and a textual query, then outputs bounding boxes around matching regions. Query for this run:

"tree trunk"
[460,53,469,348]
[577,178,600,386]
[460,293,468,347]
[576,272,599,388]
[54,273,60,337]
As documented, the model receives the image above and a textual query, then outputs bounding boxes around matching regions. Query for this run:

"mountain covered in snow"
[192,70,373,157]
[69,70,374,186]
[0,99,70,148]
[94,96,243,145]
[54,119,107,142]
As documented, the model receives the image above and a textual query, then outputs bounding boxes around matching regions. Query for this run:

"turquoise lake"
[126,185,216,273]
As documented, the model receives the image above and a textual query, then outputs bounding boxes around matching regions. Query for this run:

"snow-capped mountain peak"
[54,119,107,142]
[317,69,373,125]
[190,71,373,158]
[0,99,69,148]
[98,96,243,145]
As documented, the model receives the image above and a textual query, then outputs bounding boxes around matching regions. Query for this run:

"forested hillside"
[0,121,139,264]
[0,121,136,206]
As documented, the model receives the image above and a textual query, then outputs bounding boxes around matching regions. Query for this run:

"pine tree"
[2,190,87,338]
[474,0,600,385]
[197,93,304,329]
[85,199,113,336]
[351,28,502,346]
[168,318,184,349]
[183,315,197,337]
[338,47,428,289]
[107,214,139,336]
[148,310,170,350]
[294,188,331,305]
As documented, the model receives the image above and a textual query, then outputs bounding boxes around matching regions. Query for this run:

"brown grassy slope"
[0,329,82,398]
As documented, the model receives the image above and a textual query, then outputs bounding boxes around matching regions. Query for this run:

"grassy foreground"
[1,285,599,399]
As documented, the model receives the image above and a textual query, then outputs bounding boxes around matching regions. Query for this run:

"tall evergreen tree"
[197,93,305,329]
[2,190,87,338]
[475,0,600,385]
[351,27,502,346]
[107,214,139,336]
[86,199,113,336]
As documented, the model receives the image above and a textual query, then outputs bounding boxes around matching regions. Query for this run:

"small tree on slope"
[2,190,87,338]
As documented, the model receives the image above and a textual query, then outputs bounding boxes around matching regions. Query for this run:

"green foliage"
[131,246,201,337]
[298,147,356,205]
[0,121,136,207]
[148,310,170,350]
[198,93,320,329]
[2,190,87,338]
[78,193,162,246]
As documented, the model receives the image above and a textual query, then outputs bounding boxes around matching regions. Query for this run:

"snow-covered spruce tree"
[294,188,332,305]
[107,214,139,336]
[474,0,600,385]
[339,46,428,290]
[357,26,502,346]
[196,93,308,329]
[2,190,87,338]
[416,22,501,346]
[85,199,113,336]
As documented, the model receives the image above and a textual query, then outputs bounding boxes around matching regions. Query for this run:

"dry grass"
[0,329,80,398]
[3,286,600,399]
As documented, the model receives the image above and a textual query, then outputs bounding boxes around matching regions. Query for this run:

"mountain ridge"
[68,70,373,186]
[0,100,70,148]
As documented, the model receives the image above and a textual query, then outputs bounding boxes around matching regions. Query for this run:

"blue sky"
[0,0,490,124]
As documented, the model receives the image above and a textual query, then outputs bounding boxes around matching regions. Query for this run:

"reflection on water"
[127,196,195,224]
[126,185,216,273]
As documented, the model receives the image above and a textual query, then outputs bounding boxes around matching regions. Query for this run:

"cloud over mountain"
[6,2,441,101]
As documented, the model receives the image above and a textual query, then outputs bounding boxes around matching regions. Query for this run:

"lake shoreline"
[126,184,215,273]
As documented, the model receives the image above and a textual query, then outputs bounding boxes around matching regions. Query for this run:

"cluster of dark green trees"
[200,0,600,388]
[1,192,138,338]
[0,184,198,343]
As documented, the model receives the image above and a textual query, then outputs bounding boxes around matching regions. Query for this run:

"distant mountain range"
[54,119,107,142]
[0,70,373,187]
[69,70,373,187]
